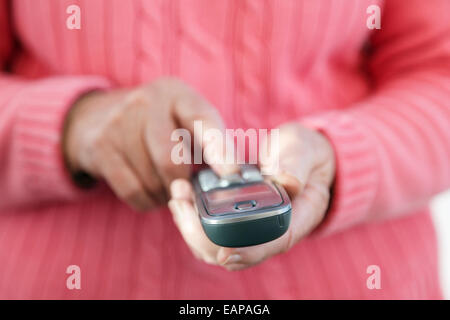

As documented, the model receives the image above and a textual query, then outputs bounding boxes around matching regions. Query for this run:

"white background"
[431,190,450,299]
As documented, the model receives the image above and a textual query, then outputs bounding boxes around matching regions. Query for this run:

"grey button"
[235,200,257,210]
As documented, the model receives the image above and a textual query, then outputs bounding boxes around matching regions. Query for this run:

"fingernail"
[222,254,242,265]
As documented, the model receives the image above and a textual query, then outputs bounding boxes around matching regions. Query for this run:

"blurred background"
[432,190,450,299]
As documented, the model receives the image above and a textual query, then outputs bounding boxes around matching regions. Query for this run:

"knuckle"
[321,189,331,204]
[103,104,131,130]
[306,183,330,214]
[155,76,181,87]
[280,122,301,134]
[90,131,107,149]
[88,132,109,160]
[313,184,330,207]
[150,77,186,95]
[203,105,222,121]
[279,122,312,144]
[107,111,125,127]
[126,90,152,108]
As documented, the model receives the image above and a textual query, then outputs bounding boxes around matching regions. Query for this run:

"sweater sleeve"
[0,3,111,209]
[302,0,450,236]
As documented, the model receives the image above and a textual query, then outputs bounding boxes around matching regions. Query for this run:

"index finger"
[171,88,239,177]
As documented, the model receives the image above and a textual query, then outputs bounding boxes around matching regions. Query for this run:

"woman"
[0,0,448,299]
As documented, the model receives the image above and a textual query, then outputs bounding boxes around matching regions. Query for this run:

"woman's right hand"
[63,78,236,211]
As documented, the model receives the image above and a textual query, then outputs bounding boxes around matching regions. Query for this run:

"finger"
[262,154,313,198]
[171,90,239,177]
[126,144,166,204]
[168,198,219,265]
[121,114,166,203]
[288,171,331,238]
[144,113,191,193]
[170,178,194,201]
[168,179,219,264]
[259,135,314,198]
[273,170,303,199]
[99,148,154,211]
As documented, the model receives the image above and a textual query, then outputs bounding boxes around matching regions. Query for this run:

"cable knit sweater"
[0,0,449,299]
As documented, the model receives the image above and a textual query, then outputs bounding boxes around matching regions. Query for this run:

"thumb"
[272,171,303,199]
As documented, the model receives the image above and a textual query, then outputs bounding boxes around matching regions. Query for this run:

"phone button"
[234,200,257,211]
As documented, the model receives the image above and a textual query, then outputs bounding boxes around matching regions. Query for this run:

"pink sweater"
[0,0,449,299]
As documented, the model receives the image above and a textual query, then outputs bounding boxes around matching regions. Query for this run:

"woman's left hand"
[168,122,336,271]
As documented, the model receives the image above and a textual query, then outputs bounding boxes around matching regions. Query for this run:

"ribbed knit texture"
[0,0,449,299]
